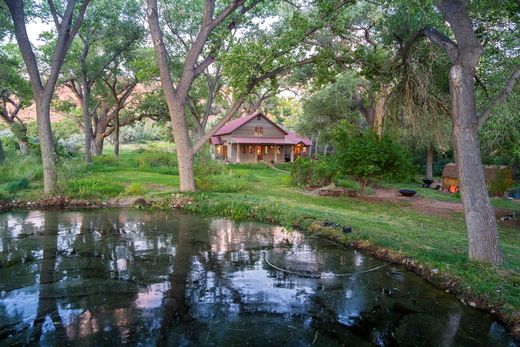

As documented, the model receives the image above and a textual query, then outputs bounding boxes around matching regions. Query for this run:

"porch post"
[236,143,240,163]
[210,145,215,160]
[290,145,294,162]
[274,146,278,163]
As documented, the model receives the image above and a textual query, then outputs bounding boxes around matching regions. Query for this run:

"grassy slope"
[1,146,519,317]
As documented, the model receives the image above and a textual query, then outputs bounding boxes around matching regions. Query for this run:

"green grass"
[0,144,518,319]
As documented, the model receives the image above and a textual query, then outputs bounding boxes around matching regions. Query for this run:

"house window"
[254,127,263,136]
[216,145,222,155]
[302,147,307,153]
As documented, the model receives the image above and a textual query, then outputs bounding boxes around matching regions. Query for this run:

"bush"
[93,155,120,167]
[64,178,125,199]
[135,151,178,173]
[0,153,42,184]
[332,122,415,193]
[126,182,145,195]
[291,157,338,187]
[195,174,249,192]
[1,178,29,194]
[120,122,164,144]
[489,170,513,196]
[194,155,225,176]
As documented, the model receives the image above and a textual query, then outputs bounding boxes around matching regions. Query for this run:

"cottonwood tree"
[0,43,32,154]
[3,0,90,194]
[405,0,520,264]
[61,0,143,163]
[147,0,350,191]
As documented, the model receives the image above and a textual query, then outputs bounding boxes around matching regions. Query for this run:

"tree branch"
[478,64,520,128]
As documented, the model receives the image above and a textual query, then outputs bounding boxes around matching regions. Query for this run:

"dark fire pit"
[422,178,434,188]
[399,189,417,197]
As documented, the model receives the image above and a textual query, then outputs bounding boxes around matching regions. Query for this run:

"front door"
[257,145,262,161]
[223,145,228,159]
[294,145,302,158]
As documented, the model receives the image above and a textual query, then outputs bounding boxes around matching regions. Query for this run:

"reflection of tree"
[157,215,198,345]
[29,211,66,343]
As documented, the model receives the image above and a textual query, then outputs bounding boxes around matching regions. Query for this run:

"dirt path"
[362,189,518,225]
[362,189,464,216]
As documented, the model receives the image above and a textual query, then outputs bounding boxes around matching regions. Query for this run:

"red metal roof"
[286,133,312,146]
[210,136,222,145]
[214,112,288,136]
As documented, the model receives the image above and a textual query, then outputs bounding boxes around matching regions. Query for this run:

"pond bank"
[0,194,519,341]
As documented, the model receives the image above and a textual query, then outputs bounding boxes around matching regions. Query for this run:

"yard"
[2,144,519,325]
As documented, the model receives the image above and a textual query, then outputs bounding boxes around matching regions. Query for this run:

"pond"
[0,209,517,346]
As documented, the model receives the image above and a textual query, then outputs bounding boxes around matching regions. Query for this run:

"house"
[209,112,311,163]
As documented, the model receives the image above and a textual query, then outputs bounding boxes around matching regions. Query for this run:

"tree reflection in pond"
[0,210,517,346]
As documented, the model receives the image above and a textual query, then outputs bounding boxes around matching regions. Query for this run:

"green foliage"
[291,157,338,187]
[489,170,513,197]
[194,155,225,176]
[195,174,249,193]
[0,153,42,184]
[125,182,145,195]
[1,178,29,193]
[64,177,125,200]
[333,122,415,190]
[136,151,177,169]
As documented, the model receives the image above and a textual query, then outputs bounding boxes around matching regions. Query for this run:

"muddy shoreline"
[0,195,518,341]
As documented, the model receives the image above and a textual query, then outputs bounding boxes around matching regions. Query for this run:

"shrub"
[291,157,338,187]
[194,154,225,176]
[136,151,178,173]
[0,153,42,184]
[64,178,125,199]
[489,169,513,196]
[332,122,415,193]
[195,174,249,192]
[93,155,120,167]
[1,178,29,194]
[126,182,145,195]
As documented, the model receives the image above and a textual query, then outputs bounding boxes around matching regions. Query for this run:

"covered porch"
[212,141,309,163]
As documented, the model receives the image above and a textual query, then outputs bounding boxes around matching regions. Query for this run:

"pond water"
[0,209,517,346]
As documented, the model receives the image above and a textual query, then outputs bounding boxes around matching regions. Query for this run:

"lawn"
[0,144,519,321]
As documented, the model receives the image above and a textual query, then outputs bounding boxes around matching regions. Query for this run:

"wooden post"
[236,143,240,163]
[274,146,278,163]
[290,146,294,162]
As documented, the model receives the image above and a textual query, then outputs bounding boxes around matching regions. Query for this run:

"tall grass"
[64,177,125,200]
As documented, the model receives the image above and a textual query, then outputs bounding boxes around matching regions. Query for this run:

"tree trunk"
[81,81,93,164]
[92,134,104,156]
[36,99,58,194]
[425,143,433,179]
[114,112,120,158]
[372,86,390,139]
[0,137,5,164]
[168,103,196,192]
[359,177,368,194]
[18,139,29,155]
[449,64,502,265]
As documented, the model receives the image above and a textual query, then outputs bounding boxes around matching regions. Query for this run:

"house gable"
[215,112,287,138]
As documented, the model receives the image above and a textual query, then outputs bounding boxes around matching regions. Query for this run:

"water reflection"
[0,209,517,346]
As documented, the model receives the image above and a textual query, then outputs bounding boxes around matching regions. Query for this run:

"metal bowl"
[399,189,417,197]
